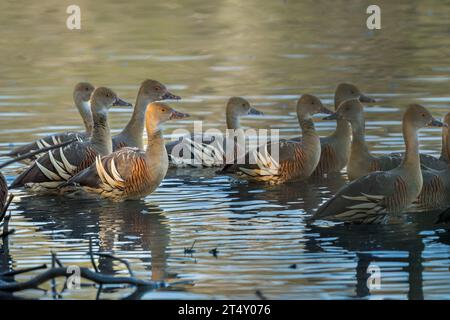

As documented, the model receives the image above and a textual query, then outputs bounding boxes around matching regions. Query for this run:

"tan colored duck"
[166,97,263,167]
[112,79,180,150]
[304,83,375,177]
[222,94,333,184]
[9,87,131,192]
[0,82,95,162]
[0,172,7,212]
[64,102,189,201]
[313,104,445,224]
[324,99,448,181]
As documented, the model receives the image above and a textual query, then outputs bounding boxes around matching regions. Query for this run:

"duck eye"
[422,113,426,117]
[154,87,160,91]
[161,108,166,112]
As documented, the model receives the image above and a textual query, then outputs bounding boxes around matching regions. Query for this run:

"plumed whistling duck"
[0,82,95,163]
[313,104,445,224]
[221,94,333,184]
[9,87,131,192]
[112,79,180,151]
[308,83,375,177]
[324,98,448,181]
[63,102,189,201]
[166,97,263,167]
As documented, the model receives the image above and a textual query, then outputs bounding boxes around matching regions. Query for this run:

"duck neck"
[90,110,112,156]
[298,113,319,146]
[75,96,93,136]
[401,123,420,170]
[440,126,450,163]
[226,112,240,130]
[332,97,352,139]
[350,117,371,160]
[119,91,151,148]
[145,120,165,158]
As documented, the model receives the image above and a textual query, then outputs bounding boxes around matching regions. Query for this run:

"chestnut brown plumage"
[9,87,131,192]
[64,102,189,201]
[222,94,333,184]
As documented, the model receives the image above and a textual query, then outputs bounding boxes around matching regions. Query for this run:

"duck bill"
[170,110,190,120]
[322,112,338,120]
[319,106,334,115]
[248,107,264,116]
[161,91,181,101]
[429,118,447,127]
[359,93,376,103]
[113,97,133,107]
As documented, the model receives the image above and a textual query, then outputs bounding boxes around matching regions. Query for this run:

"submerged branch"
[0,266,164,292]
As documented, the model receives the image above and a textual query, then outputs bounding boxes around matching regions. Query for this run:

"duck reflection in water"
[304,213,449,300]
[12,195,177,297]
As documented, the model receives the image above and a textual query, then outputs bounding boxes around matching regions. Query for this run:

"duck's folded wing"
[386,152,447,171]
[9,142,96,188]
[313,171,401,222]
[67,147,141,189]
[1,132,85,159]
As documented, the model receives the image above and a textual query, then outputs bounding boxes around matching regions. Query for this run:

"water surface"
[1,0,450,299]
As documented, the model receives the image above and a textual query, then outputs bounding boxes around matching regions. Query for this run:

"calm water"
[1,0,450,299]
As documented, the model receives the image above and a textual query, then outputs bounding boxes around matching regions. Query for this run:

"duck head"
[227,97,263,117]
[146,102,190,128]
[296,94,333,119]
[404,104,446,129]
[73,82,95,105]
[90,87,132,114]
[335,83,375,109]
[138,79,181,104]
[322,98,363,122]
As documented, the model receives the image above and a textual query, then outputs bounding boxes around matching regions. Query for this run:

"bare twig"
[0,194,14,223]
[51,251,64,268]
[92,253,135,277]
[0,139,77,169]
[88,237,99,273]
[0,264,47,277]
[0,267,164,292]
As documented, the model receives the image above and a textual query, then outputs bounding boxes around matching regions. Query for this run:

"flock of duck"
[1,80,450,225]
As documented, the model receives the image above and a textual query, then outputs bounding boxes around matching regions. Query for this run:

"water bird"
[9,87,131,192]
[63,102,189,201]
[310,83,375,176]
[0,82,95,163]
[327,99,450,211]
[112,79,180,150]
[313,104,445,224]
[166,97,263,167]
[324,98,447,181]
[221,94,333,184]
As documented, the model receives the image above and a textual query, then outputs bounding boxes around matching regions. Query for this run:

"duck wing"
[9,141,97,189]
[1,132,86,161]
[66,147,142,190]
[313,171,406,224]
